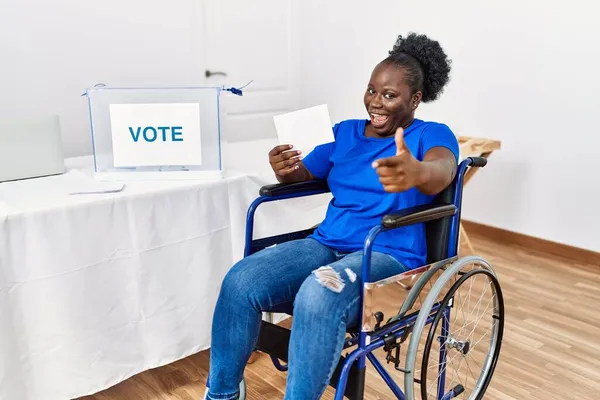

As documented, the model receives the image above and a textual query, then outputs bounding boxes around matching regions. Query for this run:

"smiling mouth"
[370,113,389,128]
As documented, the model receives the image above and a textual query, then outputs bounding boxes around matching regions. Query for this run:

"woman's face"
[363,62,421,137]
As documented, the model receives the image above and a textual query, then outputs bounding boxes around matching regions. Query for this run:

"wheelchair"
[234,156,504,400]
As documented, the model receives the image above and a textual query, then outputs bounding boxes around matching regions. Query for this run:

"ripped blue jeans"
[206,238,408,400]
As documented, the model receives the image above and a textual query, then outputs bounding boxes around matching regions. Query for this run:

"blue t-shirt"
[302,118,459,270]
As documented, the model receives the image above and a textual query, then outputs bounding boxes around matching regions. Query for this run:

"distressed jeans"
[206,238,408,400]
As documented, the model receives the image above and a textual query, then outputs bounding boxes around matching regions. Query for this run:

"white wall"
[297,0,600,252]
[0,0,206,157]
[3,0,599,252]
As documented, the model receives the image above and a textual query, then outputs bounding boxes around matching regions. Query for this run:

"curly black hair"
[384,32,452,103]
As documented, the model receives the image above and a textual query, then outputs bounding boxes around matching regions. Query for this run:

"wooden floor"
[78,231,600,400]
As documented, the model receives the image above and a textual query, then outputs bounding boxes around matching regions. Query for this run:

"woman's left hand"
[372,127,428,193]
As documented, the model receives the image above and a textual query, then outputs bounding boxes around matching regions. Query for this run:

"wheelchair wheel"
[404,256,504,400]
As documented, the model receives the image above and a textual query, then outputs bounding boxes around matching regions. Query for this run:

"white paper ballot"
[273,104,335,156]
[65,171,125,195]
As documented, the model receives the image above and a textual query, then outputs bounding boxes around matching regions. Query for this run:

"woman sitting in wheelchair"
[207,33,459,400]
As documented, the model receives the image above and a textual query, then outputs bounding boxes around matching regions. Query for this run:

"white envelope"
[273,104,335,156]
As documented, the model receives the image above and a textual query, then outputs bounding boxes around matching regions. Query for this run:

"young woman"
[206,32,459,400]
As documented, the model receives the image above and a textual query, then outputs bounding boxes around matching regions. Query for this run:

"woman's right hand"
[268,144,302,177]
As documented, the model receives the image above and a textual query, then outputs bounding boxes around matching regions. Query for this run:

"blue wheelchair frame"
[243,157,487,400]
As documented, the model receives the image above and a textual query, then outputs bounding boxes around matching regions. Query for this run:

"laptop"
[0,116,66,182]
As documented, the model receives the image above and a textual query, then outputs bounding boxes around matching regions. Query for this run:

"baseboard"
[462,220,600,266]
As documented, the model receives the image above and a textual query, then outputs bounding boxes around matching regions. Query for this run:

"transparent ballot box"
[85,85,226,180]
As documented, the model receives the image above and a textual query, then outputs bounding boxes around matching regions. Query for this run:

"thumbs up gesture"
[372,127,426,193]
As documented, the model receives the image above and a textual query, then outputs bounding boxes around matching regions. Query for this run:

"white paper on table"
[65,171,125,195]
[273,104,335,156]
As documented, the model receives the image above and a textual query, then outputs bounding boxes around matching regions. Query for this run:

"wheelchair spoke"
[431,350,467,399]
[466,352,483,372]
[448,356,465,399]
[426,339,466,397]
[453,291,494,345]
[454,272,472,332]
[465,357,479,391]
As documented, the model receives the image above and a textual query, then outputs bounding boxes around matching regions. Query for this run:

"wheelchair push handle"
[467,156,487,168]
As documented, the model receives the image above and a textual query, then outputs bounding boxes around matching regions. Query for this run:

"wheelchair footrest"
[256,321,366,400]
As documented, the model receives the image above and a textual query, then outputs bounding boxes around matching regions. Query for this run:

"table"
[0,155,329,400]
[457,136,502,253]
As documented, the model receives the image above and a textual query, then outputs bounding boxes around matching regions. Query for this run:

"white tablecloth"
[0,155,330,400]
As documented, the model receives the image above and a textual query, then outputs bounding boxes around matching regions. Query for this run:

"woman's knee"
[293,266,359,319]
[218,260,258,304]
[220,256,283,313]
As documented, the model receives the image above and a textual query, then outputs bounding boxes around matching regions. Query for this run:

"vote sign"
[109,103,202,167]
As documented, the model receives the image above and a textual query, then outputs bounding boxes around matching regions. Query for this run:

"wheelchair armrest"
[381,204,457,230]
[259,179,330,197]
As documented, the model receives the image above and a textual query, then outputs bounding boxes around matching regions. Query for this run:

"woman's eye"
[384,93,395,99]
[368,88,375,94]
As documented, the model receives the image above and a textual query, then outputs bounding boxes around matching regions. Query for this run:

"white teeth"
[371,113,389,126]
